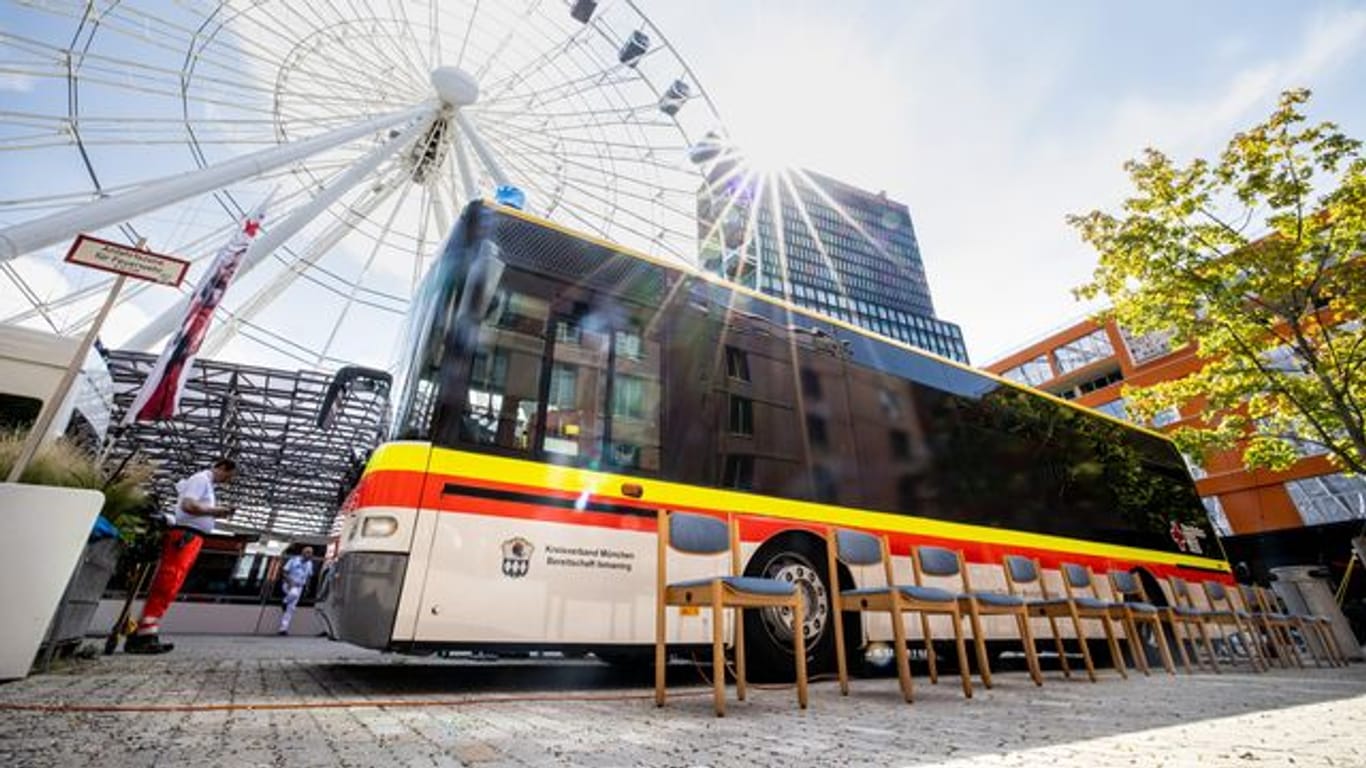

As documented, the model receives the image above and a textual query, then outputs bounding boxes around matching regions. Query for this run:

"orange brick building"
[983,317,1363,538]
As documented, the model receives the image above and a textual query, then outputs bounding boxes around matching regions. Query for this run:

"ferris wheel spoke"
[202,170,408,358]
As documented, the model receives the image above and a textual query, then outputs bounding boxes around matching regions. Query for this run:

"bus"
[318,200,1228,677]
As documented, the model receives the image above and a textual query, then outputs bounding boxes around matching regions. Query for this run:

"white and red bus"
[318,201,1228,677]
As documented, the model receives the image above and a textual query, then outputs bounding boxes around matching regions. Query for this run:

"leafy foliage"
[0,430,155,541]
[1070,90,1366,476]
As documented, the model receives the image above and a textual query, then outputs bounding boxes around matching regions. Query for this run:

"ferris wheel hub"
[431,66,480,107]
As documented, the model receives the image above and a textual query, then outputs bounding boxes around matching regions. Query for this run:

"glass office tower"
[698,163,968,362]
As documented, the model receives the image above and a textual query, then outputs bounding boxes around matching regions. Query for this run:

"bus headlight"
[361,515,399,538]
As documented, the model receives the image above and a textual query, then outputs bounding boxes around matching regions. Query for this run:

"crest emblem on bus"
[501,537,534,578]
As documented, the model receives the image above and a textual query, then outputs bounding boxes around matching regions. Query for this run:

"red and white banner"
[124,200,269,423]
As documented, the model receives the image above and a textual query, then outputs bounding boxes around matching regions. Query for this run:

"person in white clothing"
[277,546,316,635]
[125,458,236,654]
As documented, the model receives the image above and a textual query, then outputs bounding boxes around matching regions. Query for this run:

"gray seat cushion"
[969,591,1026,607]
[1029,596,1114,611]
[670,576,795,596]
[845,585,961,603]
[1119,601,1159,613]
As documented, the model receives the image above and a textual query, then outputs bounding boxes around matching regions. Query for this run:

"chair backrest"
[835,529,883,566]
[914,545,968,592]
[1203,580,1236,611]
[1168,576,1194,608]
[668,512,730,554]
[1109,569,1142,599]
[1060,562,1093,594]
[1002,555,1052,598]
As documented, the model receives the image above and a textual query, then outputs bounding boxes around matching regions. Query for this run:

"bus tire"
[741,532,855,682]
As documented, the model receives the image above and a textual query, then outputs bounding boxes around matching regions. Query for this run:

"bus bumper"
[317,551,408,650]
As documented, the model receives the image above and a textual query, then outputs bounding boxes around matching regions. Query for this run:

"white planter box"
[0,483,104,680]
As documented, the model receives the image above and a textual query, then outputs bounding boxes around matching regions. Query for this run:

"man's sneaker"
[124,633,174,655]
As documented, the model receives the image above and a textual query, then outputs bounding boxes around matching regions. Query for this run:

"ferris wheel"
[0,0,723,369]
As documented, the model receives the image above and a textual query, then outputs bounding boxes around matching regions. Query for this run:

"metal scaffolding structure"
[104,350,389,539]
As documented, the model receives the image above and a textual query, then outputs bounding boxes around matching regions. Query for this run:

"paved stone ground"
[1,636,1364,767]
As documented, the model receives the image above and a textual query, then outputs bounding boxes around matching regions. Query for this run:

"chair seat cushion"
[1029,596,1115,611]
[1120,601,1159,613]
[845,585,961,603]
[670,576,796,596]
[1170,605,1207,617]
[969,591,1026,607]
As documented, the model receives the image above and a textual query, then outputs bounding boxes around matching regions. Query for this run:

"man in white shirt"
[277,546,316,635]
[125,458,237,654]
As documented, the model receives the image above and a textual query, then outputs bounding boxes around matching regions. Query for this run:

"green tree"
[1070,89,1366,476]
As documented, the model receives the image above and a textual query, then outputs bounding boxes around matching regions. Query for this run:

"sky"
[645,0,1366,364]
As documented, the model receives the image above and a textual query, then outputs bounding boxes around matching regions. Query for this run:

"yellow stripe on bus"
[367,441,1229,573]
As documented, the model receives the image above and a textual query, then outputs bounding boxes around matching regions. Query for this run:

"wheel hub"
[759,556,829,645]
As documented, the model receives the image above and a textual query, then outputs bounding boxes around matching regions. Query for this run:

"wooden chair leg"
[792,597,808,710]
[734,606,747,701]
[1152,618,1177,675]
[655,599,667,706]
[1016,613,1043,686]
[966,600,993,689]
[890,602,914,703]
[1166,617,1191,673]
[711,589,725,717]
[1046,614,1073,679]
[1122,614,1150,676]
[832,601,850,696]
[1197,620,1221,673]
[921,613,939,684]
[950,606,973,699]
[1098,615,1128,679]
[1067,606,1098,683]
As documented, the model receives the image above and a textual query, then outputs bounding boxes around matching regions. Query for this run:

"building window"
[548,364,577,409]
[725,346,750,381]
[800,367,822,399]
[889,429,909,459]
[723,454,755,490]
[612,374,648,420]
[1150,406,1180,428]
[1119,326,1175,366]
[807,415,828,448]
[1285,473,1366,526]
[1005,355,1054,385]
[1182,454,1207,481]
[1202,496,1233,537]
[729,395,754,436]
[1053,329,1115,374]
[1093,399,1127,421]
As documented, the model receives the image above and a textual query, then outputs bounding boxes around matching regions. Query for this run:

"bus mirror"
[318,366,392,430]
[451,242,506,349]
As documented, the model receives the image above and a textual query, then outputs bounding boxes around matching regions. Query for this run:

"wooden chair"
[1163,576,1223,673]
[914,545,1044,689]
[1003,556,1126,682]
[655,510,808,716]
[1105,569,1177,676]
[1199,581,1269,671]
[1236,584,1305,668]
[1259,584,1348,667]
[824,528,975,700]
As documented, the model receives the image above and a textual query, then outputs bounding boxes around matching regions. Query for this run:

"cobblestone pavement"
[1,637,1364,767]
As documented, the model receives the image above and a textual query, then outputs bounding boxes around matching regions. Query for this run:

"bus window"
[543,317,609,464]
[607,320,661,471]
[459,288,549,453]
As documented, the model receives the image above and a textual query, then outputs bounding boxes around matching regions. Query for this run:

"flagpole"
[6,250,135,482]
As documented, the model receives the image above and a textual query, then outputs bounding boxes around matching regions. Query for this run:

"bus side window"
[607,322,661,472]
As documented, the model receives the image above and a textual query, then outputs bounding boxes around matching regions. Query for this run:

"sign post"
[5,236,187,483]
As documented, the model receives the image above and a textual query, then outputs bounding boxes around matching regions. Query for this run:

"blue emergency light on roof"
[495,185,526,210]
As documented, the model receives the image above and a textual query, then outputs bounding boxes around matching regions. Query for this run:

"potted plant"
[0,431,151,679]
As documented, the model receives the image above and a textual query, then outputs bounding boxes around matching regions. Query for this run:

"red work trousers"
[137,528,203,631]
